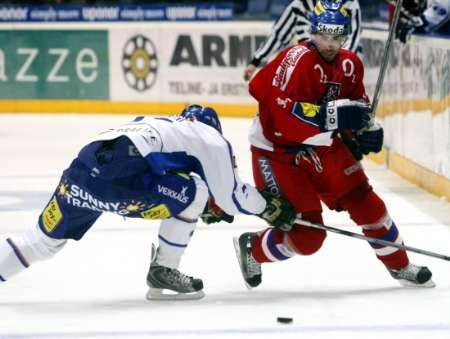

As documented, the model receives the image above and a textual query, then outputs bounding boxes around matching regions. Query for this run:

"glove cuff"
[319,101,337,131]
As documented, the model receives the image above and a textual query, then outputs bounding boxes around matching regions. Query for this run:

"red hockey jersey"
[249,41,369,151]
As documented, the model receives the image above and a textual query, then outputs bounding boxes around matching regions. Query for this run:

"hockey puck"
[277,317,293,324]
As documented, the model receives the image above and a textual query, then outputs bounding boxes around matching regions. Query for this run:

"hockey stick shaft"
[371,0,403,115]
[294,218,450,262]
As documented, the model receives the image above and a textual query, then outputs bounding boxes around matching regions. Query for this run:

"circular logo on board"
[122,35,158,92]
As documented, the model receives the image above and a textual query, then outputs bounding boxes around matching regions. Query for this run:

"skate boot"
[146,245,205,300]
[389,263,435,288]
[233,232,262,289]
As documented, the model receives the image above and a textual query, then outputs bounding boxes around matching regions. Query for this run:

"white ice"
[0,115,449,339]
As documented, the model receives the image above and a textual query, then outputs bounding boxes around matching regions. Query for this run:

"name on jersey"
[157,185,189,204]
[273,45,309,91]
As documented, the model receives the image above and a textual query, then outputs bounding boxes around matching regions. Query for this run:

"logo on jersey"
[344,163,362,176]
[276,97,292,109]
[258,157,281,197]
[119,201,146,212]
[273,45,309,91]
[320,82,341,104]
[41,197,63,233]
[122,35,158,92]
[141,204,171,220]
[58,180,148,216]
[157,185,190,204]
[58,180,70,198]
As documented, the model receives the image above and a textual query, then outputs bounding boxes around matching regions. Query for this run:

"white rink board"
[108,22,271,104]
[0,115,449,339]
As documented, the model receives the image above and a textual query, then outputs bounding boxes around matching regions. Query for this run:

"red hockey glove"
[201,198,234,224]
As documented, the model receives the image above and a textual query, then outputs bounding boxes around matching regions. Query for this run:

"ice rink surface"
[0,115,449,339]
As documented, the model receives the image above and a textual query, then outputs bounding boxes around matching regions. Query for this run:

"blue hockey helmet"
[309,0,351,36]
[181,104,223,134]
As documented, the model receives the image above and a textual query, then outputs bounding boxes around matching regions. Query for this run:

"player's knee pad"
[285,211,326,255]
[339,186,387,225]
[11,224,67,263]
[177,175,208,222]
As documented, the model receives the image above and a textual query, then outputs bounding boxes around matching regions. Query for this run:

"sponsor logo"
[119,201,146,213]
[41,197,63,233]
[58,181,147,215]
[344,163,362,176]
[82,7,119,21]
[122,35,158,92]
[273,45,308,91]
[317,23,345,35]
[0,7,28,21]
[325,102,338,130]
[258,157,281,197]
[141,204,171,219]
[157,185,189,204]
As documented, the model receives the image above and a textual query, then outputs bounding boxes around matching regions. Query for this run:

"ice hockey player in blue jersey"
[0,105,296,300]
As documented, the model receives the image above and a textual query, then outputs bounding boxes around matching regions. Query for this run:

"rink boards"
[0,22,448,199]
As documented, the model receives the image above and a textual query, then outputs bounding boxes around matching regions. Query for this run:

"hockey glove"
[356,122,384,155]
[258,190,296,232]
[201,198,234,224]
[396,15,427,43]
[340,131,363,161]
[318,99,371,132]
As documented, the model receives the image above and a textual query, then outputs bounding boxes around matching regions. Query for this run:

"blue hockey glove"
[356,122,384,155]
[258,190,296,232]
[318,99,371,132]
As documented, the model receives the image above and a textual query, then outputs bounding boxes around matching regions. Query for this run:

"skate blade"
[146,288,205,301]
[397,279,436,288]
[233,237,253,290]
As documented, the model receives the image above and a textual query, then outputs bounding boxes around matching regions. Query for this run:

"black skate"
[146,245,204,300]
[389,263,435,288]
[233,232,262,289]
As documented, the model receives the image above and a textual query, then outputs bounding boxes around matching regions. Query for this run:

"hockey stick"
[371,0,403,115]
[294,217,450,262]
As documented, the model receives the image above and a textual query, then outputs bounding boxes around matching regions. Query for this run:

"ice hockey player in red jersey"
[234,0,435,289]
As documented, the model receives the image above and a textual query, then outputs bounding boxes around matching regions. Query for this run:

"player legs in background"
[235,140,434,288]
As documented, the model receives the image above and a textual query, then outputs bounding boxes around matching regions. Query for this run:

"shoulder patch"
[273,45,310,91]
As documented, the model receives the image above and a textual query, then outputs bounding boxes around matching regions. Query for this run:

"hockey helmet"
[309,0,351,36]
[181,104,223,134]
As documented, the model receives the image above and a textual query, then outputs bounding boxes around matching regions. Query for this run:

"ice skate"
[233,232,262,289]
[146,245,205,300]
[389,263,435,288]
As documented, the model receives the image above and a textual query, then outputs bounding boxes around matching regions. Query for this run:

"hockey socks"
[0,238,30,282]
